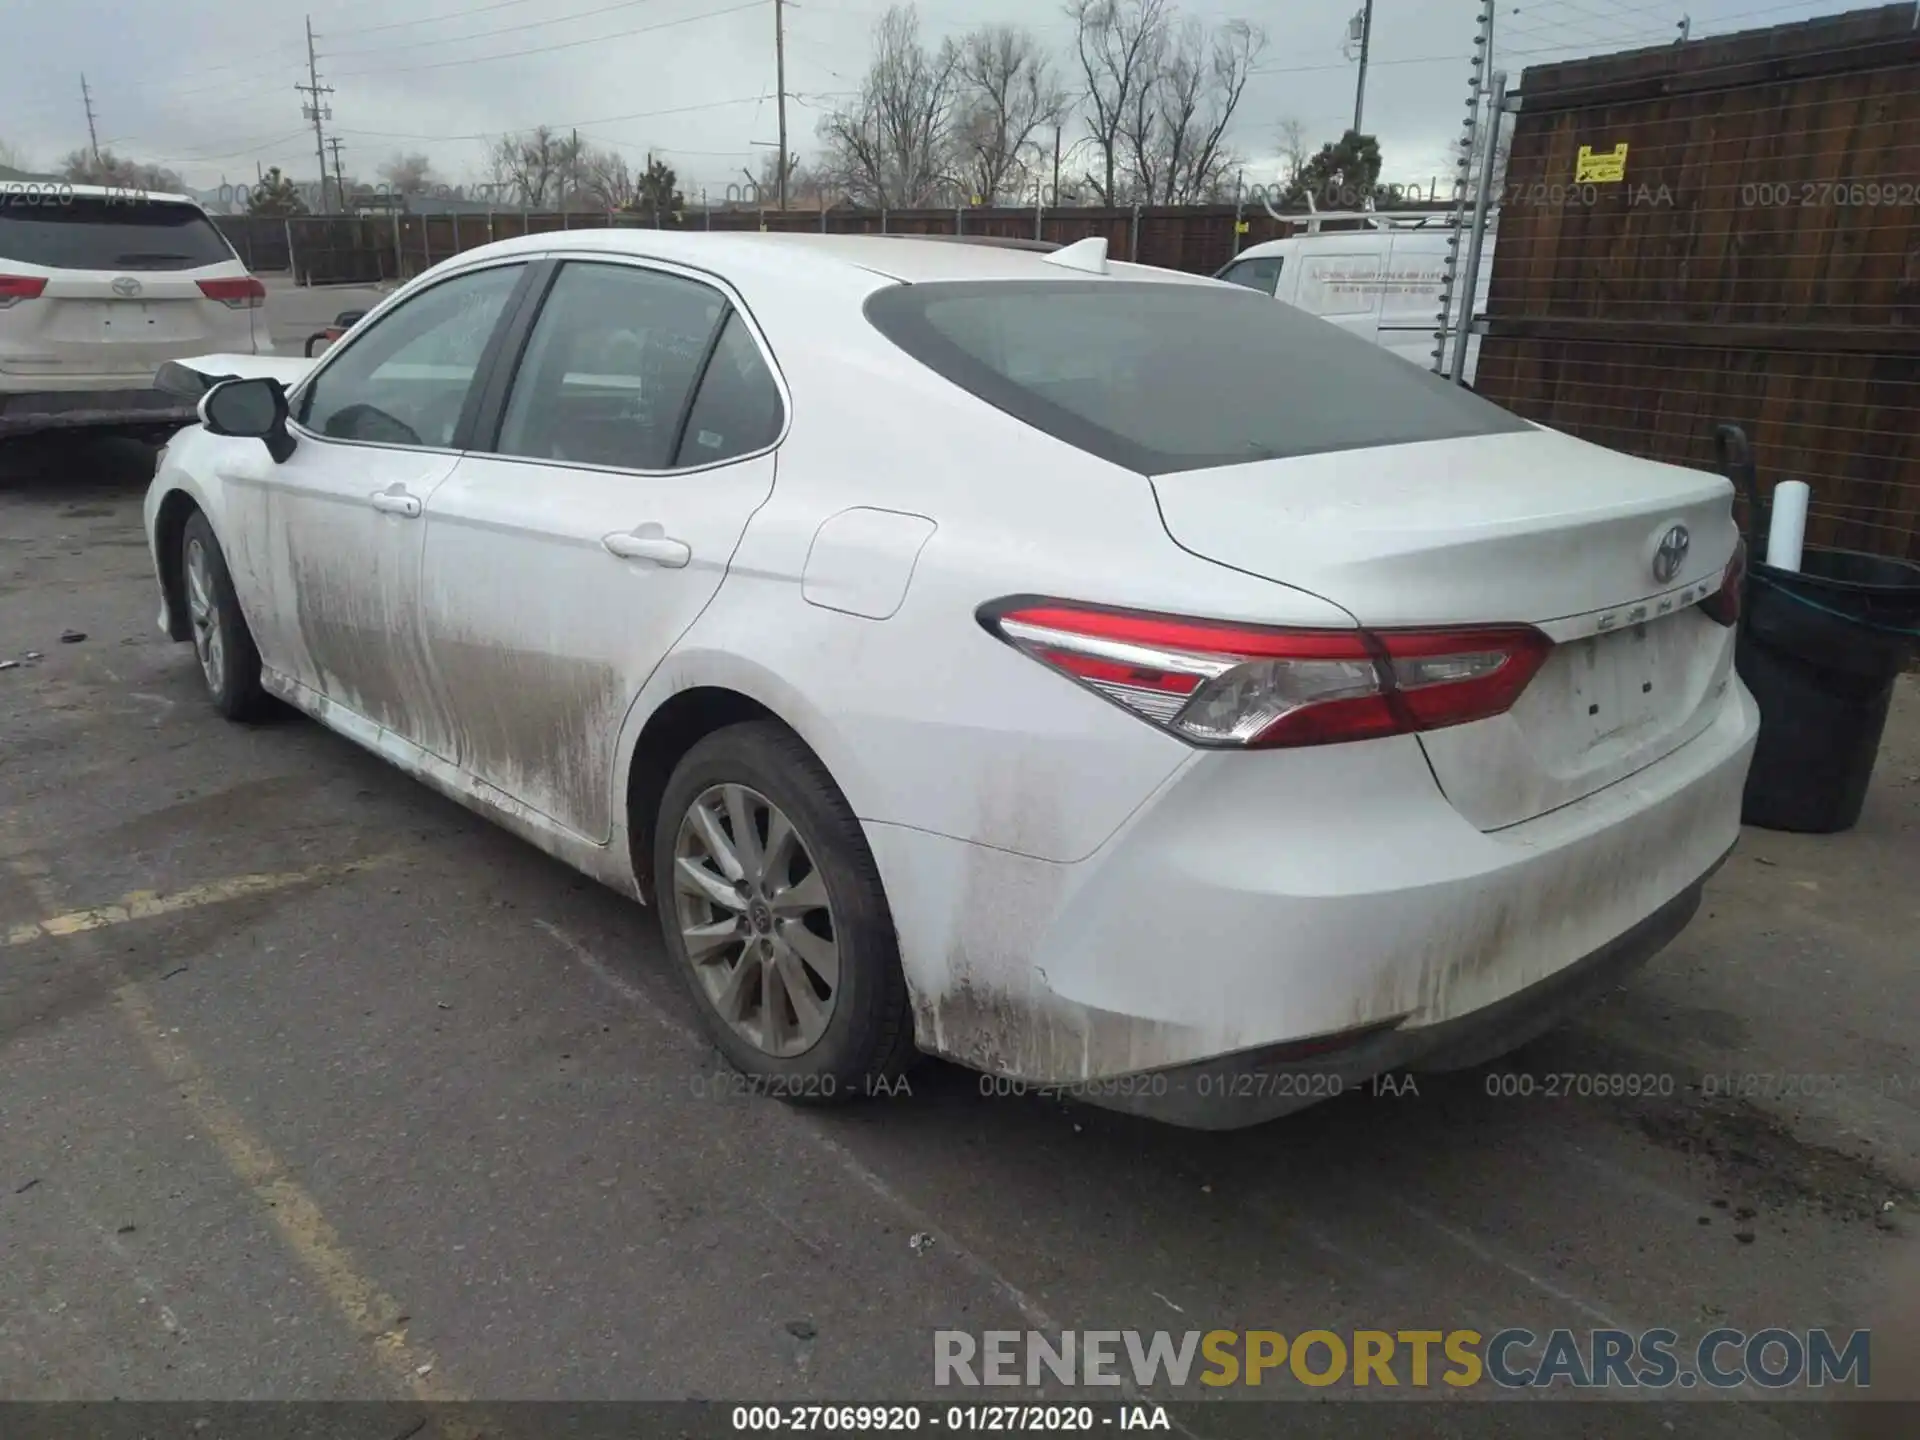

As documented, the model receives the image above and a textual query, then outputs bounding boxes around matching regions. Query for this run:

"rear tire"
[180,511,270,722]
[653,720,915,1104]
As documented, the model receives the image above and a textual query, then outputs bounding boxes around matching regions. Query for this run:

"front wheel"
[653,721,915,1102]
[180,511,270,721]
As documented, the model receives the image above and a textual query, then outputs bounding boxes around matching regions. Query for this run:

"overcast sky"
[3,0,1861,200]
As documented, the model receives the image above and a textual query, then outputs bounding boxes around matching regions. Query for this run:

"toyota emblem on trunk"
[1652,524,1691,583]
[111,276,142,297]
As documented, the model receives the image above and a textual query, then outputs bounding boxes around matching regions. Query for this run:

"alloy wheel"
[184,537,225,694]
[672,783,840,1057]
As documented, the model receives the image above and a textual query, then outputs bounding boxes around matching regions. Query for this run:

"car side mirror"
[334,309,368,328]
[200,376,297,463]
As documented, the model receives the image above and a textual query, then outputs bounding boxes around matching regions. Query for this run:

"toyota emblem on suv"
[1652,524,1691,583]
[111,276,143,297]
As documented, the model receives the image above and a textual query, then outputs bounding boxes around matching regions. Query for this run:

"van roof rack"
[1259,192,1461,233]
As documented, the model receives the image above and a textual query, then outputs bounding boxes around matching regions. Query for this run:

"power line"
[330,93,773,143]
[327,1,764,78]
[319,0,679,58]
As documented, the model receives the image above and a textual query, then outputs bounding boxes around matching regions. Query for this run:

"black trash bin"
[1736,548,1920,832]
[1713,424,1920,834]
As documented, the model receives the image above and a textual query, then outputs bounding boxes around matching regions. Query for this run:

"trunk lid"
[4,269,250,377]
[1150,426,1742,829]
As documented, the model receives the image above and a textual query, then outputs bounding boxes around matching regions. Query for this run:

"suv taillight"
[1699,538,1746,627]
[0,275,48,308]
[197,276,266,309]
[980,599,1552,749]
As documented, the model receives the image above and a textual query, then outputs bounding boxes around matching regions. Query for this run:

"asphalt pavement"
[3,382,1918,1433]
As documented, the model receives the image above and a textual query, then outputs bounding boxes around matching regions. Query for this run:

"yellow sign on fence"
[1575,143,1629,183]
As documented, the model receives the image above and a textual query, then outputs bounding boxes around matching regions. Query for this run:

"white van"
[1214,217,1492,383]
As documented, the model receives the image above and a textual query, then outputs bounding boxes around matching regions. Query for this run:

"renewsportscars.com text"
[933,1327,1871,1391]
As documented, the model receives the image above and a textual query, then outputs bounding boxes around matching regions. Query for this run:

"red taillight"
[1699,538,1745,627]
[197,276,267,309]
[0,275,48,307]
[982,600,1552,749]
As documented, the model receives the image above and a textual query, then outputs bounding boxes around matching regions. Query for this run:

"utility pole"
[774,0,789,210]
[326,136,348,208]
[1348,0,1375,135]
[1676,15,1691,42]
[297,16,335,213]
[80,75,102,164]
[1052,125,1062,202]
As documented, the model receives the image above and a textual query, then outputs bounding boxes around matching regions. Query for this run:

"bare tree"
[0,137,34,173]
[1068,0,1169,204]
[1274,116,1310,189]
[485,127,582,209]
[753,149,830,207]
[378,151,437,196]
[580,146,637,211]
[816,4,959,209]
[1125,16,1263,203]
[60,148,183,191]
[951,25,1063,205]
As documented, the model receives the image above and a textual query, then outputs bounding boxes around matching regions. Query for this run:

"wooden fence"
[214,201,1446,289]
[1475,2,1920,563]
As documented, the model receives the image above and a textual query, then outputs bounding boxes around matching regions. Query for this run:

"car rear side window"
[863,279,1529,475]
[0,198,236,271]
[672,311,783,467]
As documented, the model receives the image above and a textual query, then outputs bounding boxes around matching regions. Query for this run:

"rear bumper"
[0,387,197,437]
[870,675,1760,1129]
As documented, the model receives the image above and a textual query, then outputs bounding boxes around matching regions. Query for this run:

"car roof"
[446,227,1218,289]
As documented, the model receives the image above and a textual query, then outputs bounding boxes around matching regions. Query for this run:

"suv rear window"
[863,279,1529,475]
[0,198,236,271]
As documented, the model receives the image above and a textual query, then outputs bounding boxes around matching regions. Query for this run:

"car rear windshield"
[0,198,236,271]
[863,279,1530,474]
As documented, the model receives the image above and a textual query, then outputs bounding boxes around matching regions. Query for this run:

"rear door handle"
[603,527,691,568]
[370,486,422,518]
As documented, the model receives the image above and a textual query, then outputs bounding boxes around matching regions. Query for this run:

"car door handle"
[603,528,691,568]
[369,487,422,518]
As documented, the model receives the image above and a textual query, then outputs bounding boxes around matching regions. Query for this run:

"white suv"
[0,182,265,440]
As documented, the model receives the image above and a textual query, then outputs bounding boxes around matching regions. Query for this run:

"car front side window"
[1218,256,1283,295]
[296,263,524,448]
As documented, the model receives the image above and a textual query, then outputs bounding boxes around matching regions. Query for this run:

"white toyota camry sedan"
[143,229,1758,1128]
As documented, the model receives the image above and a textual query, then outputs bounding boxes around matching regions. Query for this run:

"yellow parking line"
[2,847,475,1420]
[3,855,397,949]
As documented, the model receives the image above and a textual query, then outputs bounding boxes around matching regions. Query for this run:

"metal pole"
[284,218,297,285]
[1433,0,1496,374]
[1130,202,1141,262]
[1450,70,1506,385]
[422,208,432,269]
[955,204,964,236]
[301,17,333,214]
[775,0,789,210]
[452,212,460,255]
[1233,172,1245,256]
[880,203,887,234]
[1352,0,1374,135]
[391,210,401,282]
[1035,182,1044,241]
